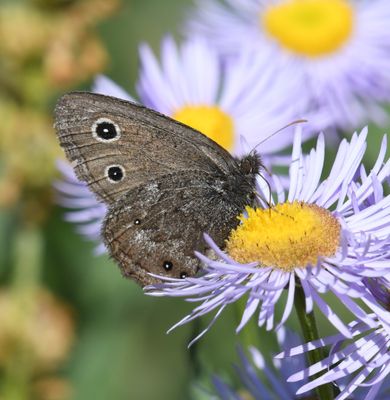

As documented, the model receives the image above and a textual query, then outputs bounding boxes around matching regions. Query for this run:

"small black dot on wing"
[163,261,173,271]
[106,165,124,182]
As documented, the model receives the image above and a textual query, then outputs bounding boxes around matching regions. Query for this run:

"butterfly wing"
[54,92,238,204]
[103,172,244,286]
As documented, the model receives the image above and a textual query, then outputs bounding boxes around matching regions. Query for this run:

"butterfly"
[54,92,261,286]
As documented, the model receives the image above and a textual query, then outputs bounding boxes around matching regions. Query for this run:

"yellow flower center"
[172,105,235,151]
[262,0,354,57]
[226,201,341,272]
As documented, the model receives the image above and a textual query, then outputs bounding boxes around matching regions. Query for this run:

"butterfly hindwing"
[103,172,245,285]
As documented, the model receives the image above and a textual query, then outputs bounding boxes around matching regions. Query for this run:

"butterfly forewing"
[54,92,237,204]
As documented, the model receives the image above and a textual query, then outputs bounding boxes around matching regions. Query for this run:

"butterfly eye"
[106,165,125,182]
[163,261,173,271]
[92,118,121,142]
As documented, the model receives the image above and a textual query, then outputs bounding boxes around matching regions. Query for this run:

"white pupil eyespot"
[105,165,125,183]
[92,118,121,142]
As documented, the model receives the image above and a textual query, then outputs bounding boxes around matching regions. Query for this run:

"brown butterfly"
[54,92,261,286]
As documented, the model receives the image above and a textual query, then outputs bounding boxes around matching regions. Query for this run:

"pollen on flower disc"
[262,0,354,57]
[172,105,235,151]
[226,201,341,272]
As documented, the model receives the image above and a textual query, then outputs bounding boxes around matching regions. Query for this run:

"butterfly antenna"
[250,119,307,154]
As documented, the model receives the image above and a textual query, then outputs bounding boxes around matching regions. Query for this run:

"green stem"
[294,283,334,400]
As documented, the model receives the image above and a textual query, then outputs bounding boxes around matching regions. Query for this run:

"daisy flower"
[212,328,313,399]
[187,0,390,130]
[56,36,324,249]
[277,315,390,400]
[146,128,390,342]
[135,36,322,155]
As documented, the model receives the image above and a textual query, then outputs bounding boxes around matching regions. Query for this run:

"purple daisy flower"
[276,315,390,400]
[212,328,313,399]
[146,128,390,342]
[186,0,390,130]
[135,36,325,155]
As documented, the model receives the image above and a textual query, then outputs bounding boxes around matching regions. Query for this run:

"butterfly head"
[238,151,263,177]
[224,151,264,208]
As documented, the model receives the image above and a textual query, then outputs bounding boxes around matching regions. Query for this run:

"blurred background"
[0,1,387,400]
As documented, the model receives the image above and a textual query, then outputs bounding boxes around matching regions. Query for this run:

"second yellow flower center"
[262,0,354,57]
[226,201,341,272]
[172,105,235,151]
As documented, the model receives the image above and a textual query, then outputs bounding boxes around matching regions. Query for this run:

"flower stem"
[294,282,334,400]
